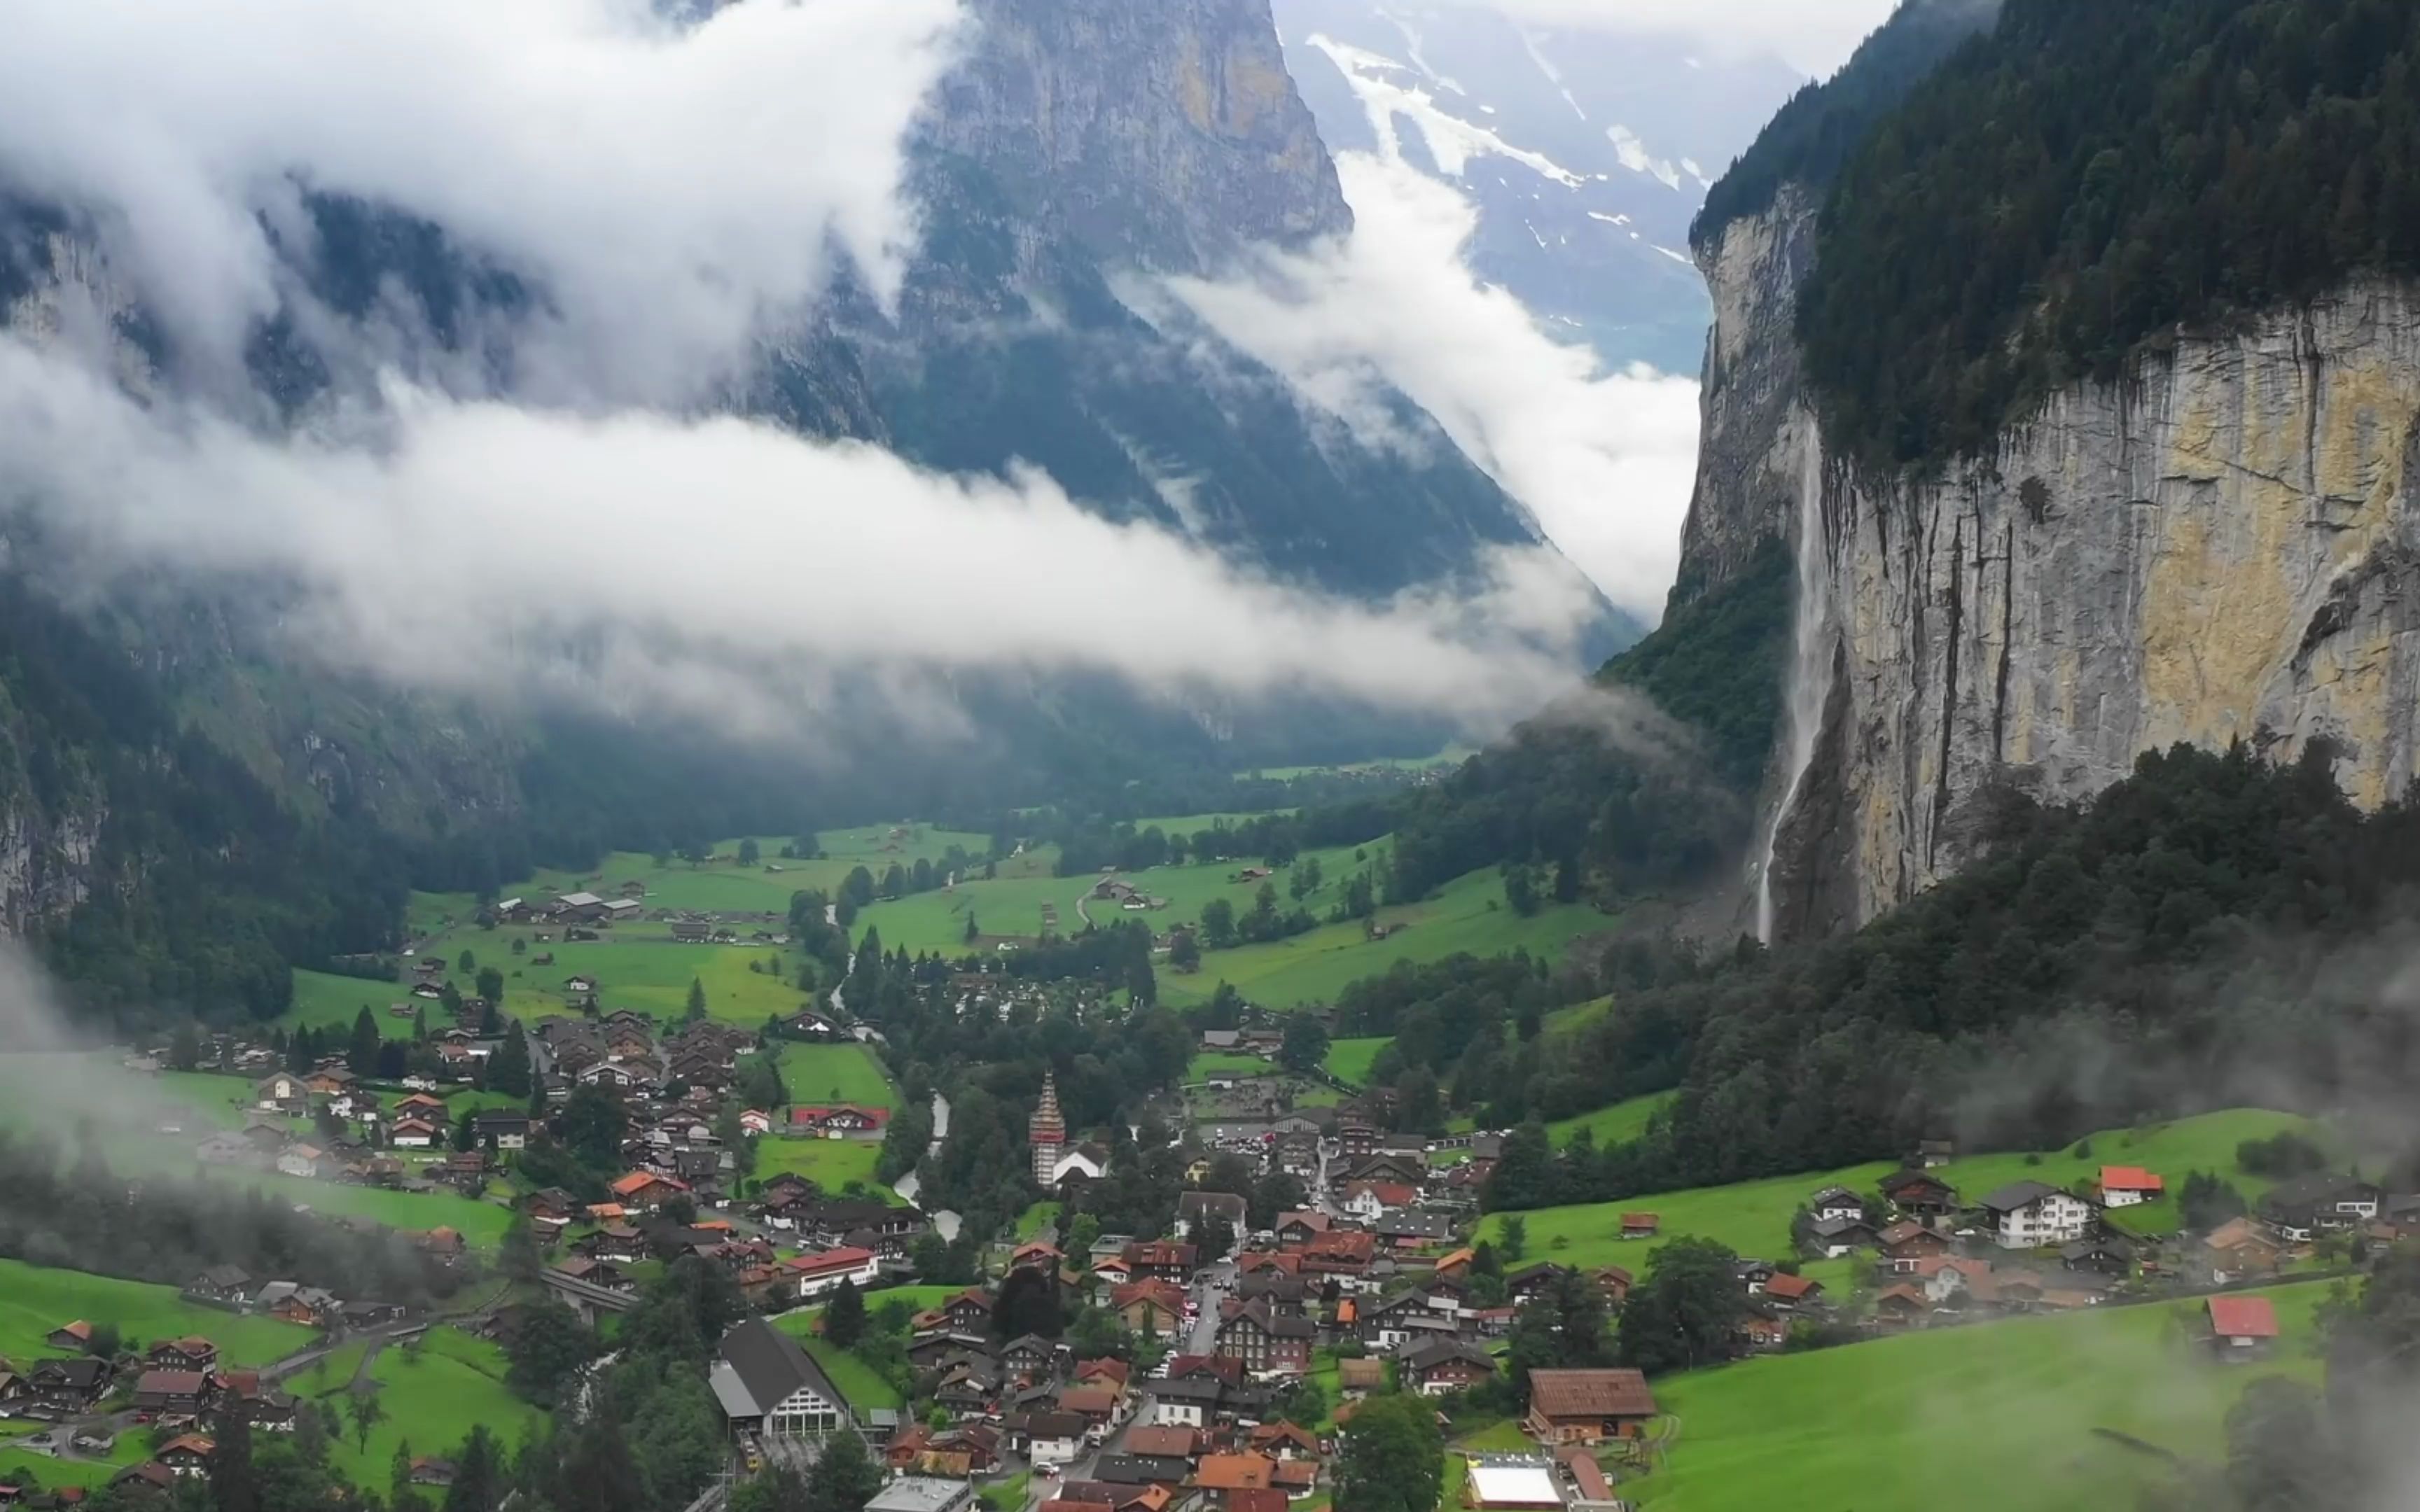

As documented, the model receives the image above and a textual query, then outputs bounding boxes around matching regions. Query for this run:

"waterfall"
[1755,438,1834,944]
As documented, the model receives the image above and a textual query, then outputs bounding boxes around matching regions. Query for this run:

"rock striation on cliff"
[1681,185,2420,941]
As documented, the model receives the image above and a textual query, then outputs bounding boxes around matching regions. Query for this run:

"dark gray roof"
[1976,1181,2064,1212]
[1400,1338,1494,1371]
[1094,1455,1191,1485]
[716,1318,847,1421]
[1809,1215,1876,1239]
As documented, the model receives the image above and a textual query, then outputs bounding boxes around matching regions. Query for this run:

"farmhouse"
[1618,1213,1660,1241]
[2207,1295,2281,1360]
[2099,1166,2164,1208]
[1175,1191,1249,1240]
[1878,1168,1958,1215]
[1523,1368,1659,1444]
[1975,1182,2094,1249]
[2260,1174,2383,1238]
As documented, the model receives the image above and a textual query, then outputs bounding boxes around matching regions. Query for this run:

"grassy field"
[771,1042,898,1109]
[316,1331,543,1483]
[1015,1203,1062,1242]
[0,1258,312,1368]
[850,835,1393,963]
[1546,1092,1674,1149]
[1324,1037,1391,1087]
[1162,865,1614,1010]
[756,1136,894,1199]
[1542,996,1615,1038]
[1480,1109,2326,1270]
[1188,1051,1274,1082]
[1631,1280,2333,1511]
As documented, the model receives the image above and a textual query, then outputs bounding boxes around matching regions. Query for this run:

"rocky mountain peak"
[924,0,1350,273]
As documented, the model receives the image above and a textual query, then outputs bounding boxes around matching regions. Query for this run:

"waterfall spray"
[1755,437,1834,944]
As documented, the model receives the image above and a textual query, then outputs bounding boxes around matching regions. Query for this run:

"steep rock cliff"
[1685,181,2420,938]
[1673,187,1819,607]
[1781,281,2420,934]
[927,0,1349,269]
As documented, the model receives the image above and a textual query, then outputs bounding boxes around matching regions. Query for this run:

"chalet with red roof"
[2099,1166,2164,1208]
[2208,1295,2280,1359]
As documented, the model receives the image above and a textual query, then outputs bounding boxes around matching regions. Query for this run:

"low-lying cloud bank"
[0,0,963,398]
[1165,150,1701,623]
[0,338,1596,737]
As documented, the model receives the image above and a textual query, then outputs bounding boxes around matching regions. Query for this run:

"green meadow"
[769,1042,898,1109]
[756,1136,895,1200]
[1323,1037,1392,1086]
[1162,864,1613,1009]
[0,1258,312,1368]
[1545,1091,1674,1149]
[1478,1108,2325,1270]
[309,1330,543,1483]
[1630,1280,2333,1511]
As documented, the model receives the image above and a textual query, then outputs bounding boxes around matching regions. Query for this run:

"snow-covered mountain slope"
[1274,0,1803,374]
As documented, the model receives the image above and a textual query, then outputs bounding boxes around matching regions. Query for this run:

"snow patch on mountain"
[1308,35,1584,186]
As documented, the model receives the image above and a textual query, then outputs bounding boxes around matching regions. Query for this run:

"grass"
[850,835,1393,964]
[770,1042,898,1109]
[1630,1280,2334,1511]
[1162,864,1613,1010]
[1188,1051,1274,1082]
[1482,1108,2327,1270]
[0,1258,312,1368]
[1015,1203,1062,1242]
[756,1136,895,1200]
[1542,996,1615,1038]
[316,1331,542,1482]
[1324,1037,1391,1087]
[1545,1092,1674,1149]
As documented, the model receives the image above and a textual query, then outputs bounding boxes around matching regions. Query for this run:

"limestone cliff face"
[1785,280,2420,934]
[924,0,1350,272]
[1673,187,1818,608]
[1679,192,2420,939]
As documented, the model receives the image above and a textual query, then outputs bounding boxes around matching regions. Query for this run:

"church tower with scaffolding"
[1029,1072,1066,1187]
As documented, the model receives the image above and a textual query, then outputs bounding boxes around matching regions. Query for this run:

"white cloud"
[0,337,1593,738]
[0,0,965,398]
[1474,0,1899,76]
[1164,154,1699,622]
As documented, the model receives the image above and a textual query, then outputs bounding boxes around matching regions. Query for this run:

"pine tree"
[824,1279,867,1350]
[209,1406,258,1512]
[350,1007,381,1077]
[686,976,707,1022]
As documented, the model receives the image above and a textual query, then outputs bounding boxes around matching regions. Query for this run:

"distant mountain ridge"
[1275,0,1804,375]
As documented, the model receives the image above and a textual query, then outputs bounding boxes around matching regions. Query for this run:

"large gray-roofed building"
[711,1318,850,1436]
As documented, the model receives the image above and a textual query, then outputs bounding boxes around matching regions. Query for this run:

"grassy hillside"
[1631,1280,2332,1511]
[1164,866,1611,1010]
[0,1258,312,1368]
[1323,1037,1391,1086]
[1546,1092,1674,1150]
[309,1330,542,1484]
[1481,1109,2325,1270]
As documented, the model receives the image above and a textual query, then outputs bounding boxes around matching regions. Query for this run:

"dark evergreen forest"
[1801,0,2420,471]
[1486,743,2420,1213]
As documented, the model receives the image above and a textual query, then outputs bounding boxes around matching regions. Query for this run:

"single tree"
[457,950,475,975]
[824,1279,868,1350]
[738,838,761,865]
[1332,1392,1443,1512]
[1500,1215,1529,1261]
[1617,1237,1747,1375]
[346,1385,386,1455]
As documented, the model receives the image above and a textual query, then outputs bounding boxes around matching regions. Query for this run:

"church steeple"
[1029,1072,1067,1186]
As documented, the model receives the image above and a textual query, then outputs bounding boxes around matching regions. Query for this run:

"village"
[0,879,2398,1512]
